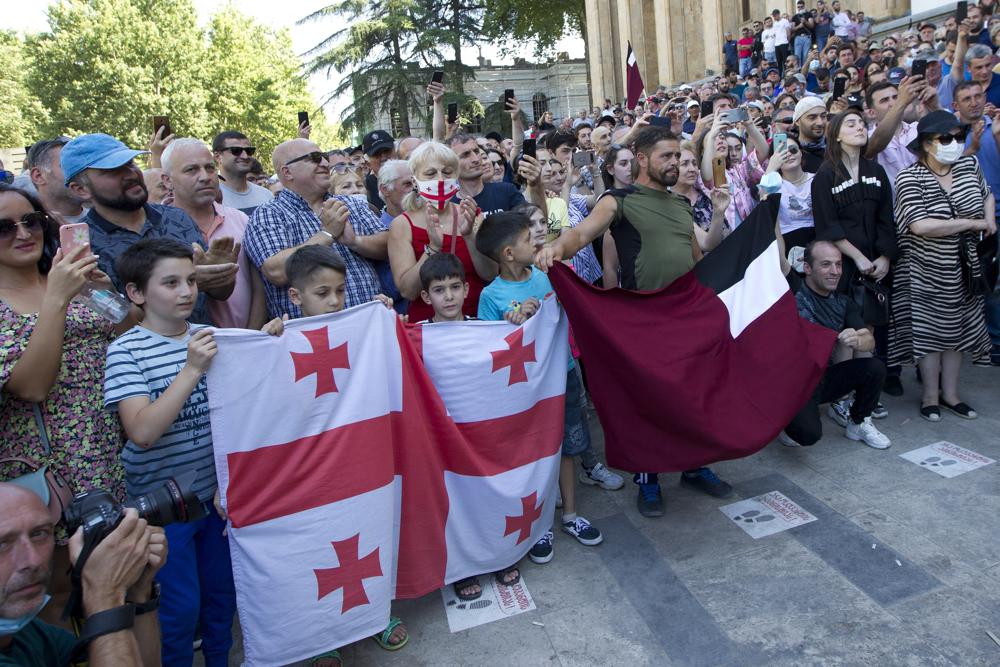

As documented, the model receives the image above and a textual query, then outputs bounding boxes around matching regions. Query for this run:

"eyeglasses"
[285,151,328,167]
[222,146,257,157]
[331,163,362,174]
[0,212,49,240]
[935,132,968,145]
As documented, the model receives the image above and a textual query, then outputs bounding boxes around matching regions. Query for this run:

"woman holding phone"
[0,184,126,624]
[764,135,816,249]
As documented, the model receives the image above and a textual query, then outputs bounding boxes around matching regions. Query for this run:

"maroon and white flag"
[207,299,568,665]
[626,41,645,110]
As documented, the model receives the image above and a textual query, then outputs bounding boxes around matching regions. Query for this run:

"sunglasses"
[286,151,328,167]
[775,118,794,125]
[785,145,800,154]
[935,132,968,145]
[331,163,362,174]
[0,212,49,240]
[222,146,257,157]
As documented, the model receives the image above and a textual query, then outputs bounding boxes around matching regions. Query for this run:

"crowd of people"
[1,2,998,666]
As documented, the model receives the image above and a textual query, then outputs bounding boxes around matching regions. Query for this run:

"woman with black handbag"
[888,111,996,422]
[812,109,898,423]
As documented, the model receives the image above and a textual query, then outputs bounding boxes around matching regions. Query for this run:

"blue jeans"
[739,57,752,77]
[157,504,236,667]
[794,35,811,69]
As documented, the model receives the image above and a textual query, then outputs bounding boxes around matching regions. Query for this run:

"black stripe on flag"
[694,195,781,295]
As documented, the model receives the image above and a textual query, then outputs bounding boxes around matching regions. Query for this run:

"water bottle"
[77,282,131,323]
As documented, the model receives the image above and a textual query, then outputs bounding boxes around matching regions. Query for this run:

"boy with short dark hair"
[476,211,604,564]
[418,253,471,323]
[104,238,236,666]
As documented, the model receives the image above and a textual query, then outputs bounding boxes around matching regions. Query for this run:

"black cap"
[907,109,969,153]
[362,129,394,156]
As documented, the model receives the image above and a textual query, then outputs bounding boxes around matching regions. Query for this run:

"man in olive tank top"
[536,125,736,517]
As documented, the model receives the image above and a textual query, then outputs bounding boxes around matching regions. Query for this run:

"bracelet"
[76,603,136,647]
[424,245,439,257]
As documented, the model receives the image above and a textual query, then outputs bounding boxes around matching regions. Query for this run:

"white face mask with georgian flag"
[415,178,460,210]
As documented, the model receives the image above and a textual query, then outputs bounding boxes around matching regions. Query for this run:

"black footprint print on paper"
[920,457,958,468]
[734,510,776,524]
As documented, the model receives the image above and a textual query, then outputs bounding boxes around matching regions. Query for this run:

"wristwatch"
[131,581,161,615]
[424,244,439,257]
[319,230,335,242]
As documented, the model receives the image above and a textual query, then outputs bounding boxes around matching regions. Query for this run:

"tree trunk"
[450,0,464,95]
[390,31,412,135]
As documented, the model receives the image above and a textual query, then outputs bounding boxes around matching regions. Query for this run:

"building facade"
[585,0,913,105]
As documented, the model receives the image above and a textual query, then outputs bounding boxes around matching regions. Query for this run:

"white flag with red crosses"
[207,299,568,666]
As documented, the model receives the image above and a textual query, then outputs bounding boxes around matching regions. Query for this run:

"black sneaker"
[882,374,903,396]
[636,483,665,517]
[529,530,554,564]
[680,467,733,498]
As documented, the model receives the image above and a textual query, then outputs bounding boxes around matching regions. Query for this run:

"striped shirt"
[104,325,216,503]
[243,189,386,319]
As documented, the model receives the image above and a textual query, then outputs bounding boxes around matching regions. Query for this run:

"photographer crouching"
[0,483,166,666]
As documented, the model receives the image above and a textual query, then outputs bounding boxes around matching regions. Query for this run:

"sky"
[6,1,586,116]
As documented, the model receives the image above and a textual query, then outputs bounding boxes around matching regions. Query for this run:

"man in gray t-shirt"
[213,130,274,214]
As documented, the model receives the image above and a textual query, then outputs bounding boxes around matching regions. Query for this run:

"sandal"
[453,576,482,601]
[920,405,941,422]
[494,565,521,587]
[309,649,342,666]
[939,399,977,419]
[371,616,408,651]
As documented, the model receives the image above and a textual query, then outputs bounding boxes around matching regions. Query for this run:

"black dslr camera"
[65,470,206,542]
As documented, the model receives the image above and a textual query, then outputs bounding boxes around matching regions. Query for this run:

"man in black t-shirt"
[782,241,891,449]
[362,129,395,210]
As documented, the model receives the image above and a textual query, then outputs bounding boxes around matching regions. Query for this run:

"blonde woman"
[387,141,496,321]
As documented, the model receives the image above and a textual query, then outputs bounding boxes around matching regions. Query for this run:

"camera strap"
[70,603,136,662]
[62,528,104,622]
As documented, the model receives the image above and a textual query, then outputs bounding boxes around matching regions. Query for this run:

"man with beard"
[0,483,166,666]
[793,97,829,173]
[213,131,273,214]
[27,137,87,225]
[62,133,239,325]
[535,125,734,517]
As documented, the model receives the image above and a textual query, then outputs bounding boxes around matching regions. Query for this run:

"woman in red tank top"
[388,142,496,321]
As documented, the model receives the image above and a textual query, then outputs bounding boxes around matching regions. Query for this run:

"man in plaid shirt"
[244,139,389,318]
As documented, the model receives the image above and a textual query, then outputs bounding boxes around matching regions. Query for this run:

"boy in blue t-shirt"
[103,238,235,667]
[476,211,604,565]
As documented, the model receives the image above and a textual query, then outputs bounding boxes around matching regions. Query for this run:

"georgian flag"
[207,299,568,666]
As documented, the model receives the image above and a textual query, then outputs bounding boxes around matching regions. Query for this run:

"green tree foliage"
[301,0,442,137]
[9,0,342,165]
[482,0,585,57]
[0,31,48,148]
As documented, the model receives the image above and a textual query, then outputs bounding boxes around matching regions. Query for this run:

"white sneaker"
[778,430,801,447]
[845,417,891,449]
[579,462,625,490]
[827,398,853,427]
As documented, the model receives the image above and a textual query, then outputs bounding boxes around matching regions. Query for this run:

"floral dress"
[0,300,124,542]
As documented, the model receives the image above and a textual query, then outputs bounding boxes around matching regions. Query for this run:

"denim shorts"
[562,368,591,457]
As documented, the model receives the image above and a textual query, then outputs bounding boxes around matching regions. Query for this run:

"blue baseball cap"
[60,133,147,186]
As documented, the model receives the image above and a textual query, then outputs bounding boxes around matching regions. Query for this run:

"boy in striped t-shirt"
[104,238,234,666]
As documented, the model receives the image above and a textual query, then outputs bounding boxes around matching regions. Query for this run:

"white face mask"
[0,595,50,635]
[935,140,964,164]
[415,178,460,211]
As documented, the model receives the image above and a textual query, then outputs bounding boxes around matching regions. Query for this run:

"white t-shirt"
[778,174,815,235]
[831,11,851,37]
[762,27,778,53]
[774,19,791,46]
[219,181,273,214]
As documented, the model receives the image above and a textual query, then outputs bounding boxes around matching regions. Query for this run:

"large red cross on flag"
[207,300,568,666]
